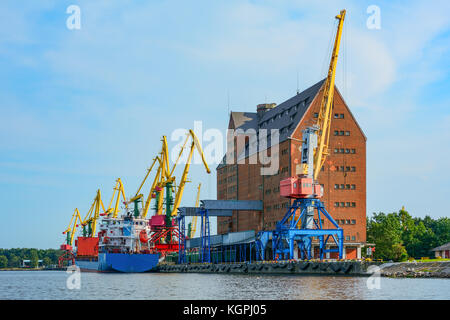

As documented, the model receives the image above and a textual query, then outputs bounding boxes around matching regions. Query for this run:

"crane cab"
[280,177,323,198]
[60,244,72,251]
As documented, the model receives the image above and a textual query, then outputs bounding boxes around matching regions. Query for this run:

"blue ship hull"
[76,253,160,273]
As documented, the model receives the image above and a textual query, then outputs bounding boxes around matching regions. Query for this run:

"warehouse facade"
[216,79,367,259]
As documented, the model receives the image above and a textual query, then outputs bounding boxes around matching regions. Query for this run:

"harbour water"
[0,271,448,300]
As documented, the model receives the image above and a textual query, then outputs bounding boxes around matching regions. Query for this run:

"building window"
[334,202,339,207]
[334,184,339,189]
[339,130,344,136]
[345,131,350,136]
[351,166,356,172]
[314,219,324,225]
[351,202,356,207]
[314,112,319,118]
[334,149,357,155]
[340,113,344,119]
[351,184,356,190]
[351,219,356,225]
[340,202,345,207]
[345,236,350,241]
[351,236,356,241]
[334,130,338,136]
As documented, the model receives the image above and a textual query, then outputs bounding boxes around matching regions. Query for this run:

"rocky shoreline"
[379,261,450,278]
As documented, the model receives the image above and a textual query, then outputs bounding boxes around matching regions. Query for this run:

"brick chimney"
[257,103,276,120]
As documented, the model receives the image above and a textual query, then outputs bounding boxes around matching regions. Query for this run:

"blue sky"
[0,0,449,249]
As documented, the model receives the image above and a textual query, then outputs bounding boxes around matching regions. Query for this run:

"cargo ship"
[73,214,160,273]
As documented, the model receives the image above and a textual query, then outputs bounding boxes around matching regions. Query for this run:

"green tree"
[43,257,52,268]
[398,208,432,258]
[8,255,20,268]
[0,255,8,268]
[30,250,39,268]
[432,218,450,245]
[367,212,408,261]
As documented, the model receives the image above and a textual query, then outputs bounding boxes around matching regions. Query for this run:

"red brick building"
[216,79,367,259]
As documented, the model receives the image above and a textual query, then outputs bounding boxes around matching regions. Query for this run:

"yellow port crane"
[152,130,210,249]
[127,143,165,218]
[187,183,201,238]
[171,130,211,217]
[81,189,106,237]
[154,135,182,217]
[127,134,178,219]
[62,208,83,247]
[103,178,128,218]
[127,130,210,228]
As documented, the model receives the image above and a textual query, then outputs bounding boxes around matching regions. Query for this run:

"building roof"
[432,242,450,251]
[257,79,325,135]
[236,79,325,161]
[230,112,258,131]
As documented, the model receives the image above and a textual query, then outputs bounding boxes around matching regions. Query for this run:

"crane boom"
[188,183,201,238]
[171,130,210,216]
[104,178,128,218]
[62,208,82,246]
[142,156,163,218]
[81,189,106,237]
[132,156,159,201]
[313,9,346,180]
